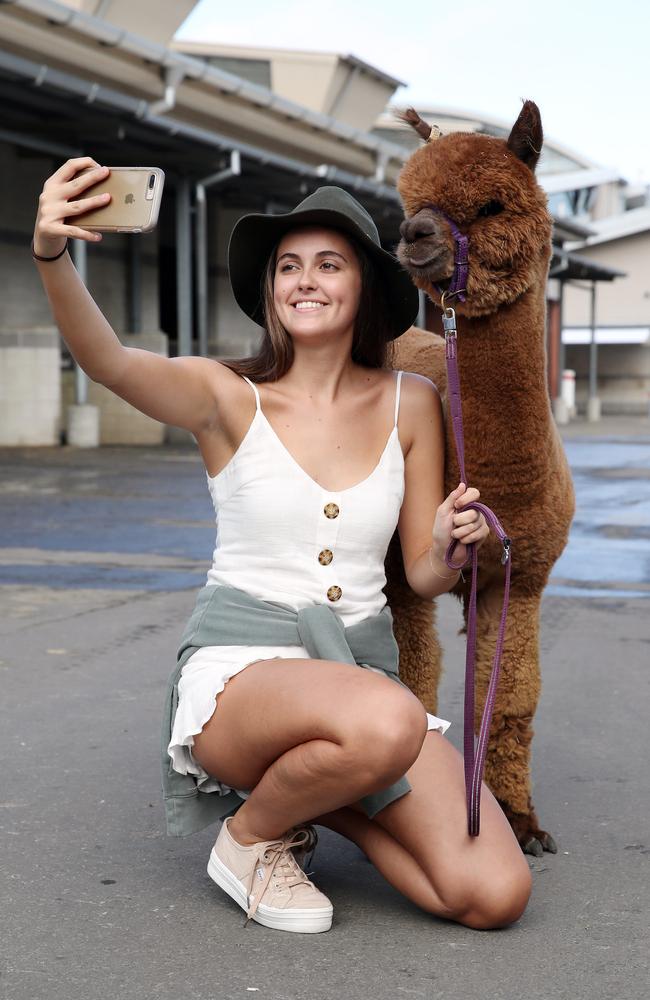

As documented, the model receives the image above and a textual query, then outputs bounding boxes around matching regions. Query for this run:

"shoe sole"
[207,848,333,933]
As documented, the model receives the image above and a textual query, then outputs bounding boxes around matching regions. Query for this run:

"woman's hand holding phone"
[33,157,111,258]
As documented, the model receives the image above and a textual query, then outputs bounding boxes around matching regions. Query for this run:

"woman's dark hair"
[220,227,395,383]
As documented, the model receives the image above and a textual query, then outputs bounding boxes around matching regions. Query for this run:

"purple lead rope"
[442,301,512,837]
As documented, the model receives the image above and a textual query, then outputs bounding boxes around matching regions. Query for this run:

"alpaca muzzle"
[425,206,469,302]
[399,206,469,302]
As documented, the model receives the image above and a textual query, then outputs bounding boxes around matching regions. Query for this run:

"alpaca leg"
[390,592,442,715]
[470,586,557,856]
[385,532,443,715]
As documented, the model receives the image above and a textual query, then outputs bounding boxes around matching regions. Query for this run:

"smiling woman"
[27,150,529,933]
[281,248,344,314]
[273,232,362,340]
[222,185,419,384]
[32,160,524,936]
[159,186,526,935]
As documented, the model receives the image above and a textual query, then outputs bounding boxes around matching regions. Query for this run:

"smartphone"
[71,166,165,233]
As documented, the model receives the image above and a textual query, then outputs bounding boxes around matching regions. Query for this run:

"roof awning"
[0,47,406,235]
[552,216,594,242]
[549,249,626,282]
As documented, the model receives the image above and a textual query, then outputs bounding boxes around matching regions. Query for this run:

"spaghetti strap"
[393,370,403,427]
[241,374,261,411]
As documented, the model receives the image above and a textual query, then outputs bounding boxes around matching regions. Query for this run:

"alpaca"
[385,100,575,856]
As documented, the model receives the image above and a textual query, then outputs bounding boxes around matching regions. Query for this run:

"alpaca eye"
[477,200,504,218]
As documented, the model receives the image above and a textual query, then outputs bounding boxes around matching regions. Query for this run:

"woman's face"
[273,226,362,343]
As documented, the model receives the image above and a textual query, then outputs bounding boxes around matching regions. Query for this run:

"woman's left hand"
[432,482,490,565]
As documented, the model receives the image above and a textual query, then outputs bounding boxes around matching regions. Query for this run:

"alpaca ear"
[506,99,543,173]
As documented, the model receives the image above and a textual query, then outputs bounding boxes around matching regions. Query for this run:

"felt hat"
[227,185,419,340]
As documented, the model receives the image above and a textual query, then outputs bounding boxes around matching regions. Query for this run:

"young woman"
[33,157,532,936]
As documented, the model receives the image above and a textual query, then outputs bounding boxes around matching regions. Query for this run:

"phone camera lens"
[148,174,155,188]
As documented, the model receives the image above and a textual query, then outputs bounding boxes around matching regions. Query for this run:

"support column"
[127,236,142,334]
[552,278,569,424]
[67,239,100,446]
[546,278,561,400]
[195,183,208,358]
[71,239,88,406]
[175,178,193,356]
[416,289,427,330]
[194,151,241,358]
[587,280,601,421]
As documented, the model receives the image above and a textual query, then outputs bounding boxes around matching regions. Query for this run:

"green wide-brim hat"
[227,185,419,341]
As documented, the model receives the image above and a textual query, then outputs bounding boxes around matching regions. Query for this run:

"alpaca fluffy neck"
[447,272,557,479]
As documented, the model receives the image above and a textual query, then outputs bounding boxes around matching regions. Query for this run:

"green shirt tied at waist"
[162,584,413,837]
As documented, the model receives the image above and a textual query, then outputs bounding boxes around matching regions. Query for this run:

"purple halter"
[426,206,469,303]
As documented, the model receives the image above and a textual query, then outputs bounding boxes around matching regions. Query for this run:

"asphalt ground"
[1,414,649,1000]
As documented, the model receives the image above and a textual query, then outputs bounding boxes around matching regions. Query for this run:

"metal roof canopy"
[0,53,409,370]
[551,215,594,243]
[0,54,404,225]
[2,0,409,163]
[549,248,625,283]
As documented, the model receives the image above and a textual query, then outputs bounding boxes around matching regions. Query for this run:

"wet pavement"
[0,447,212,592]
[552,424,650,599]
[1,417,648,1000]
[1,416,649,600]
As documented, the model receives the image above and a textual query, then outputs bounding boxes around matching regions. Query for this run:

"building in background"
[1,0,646,449]
[0,0,414,446]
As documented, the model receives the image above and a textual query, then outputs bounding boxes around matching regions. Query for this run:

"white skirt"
[167,644,452,801]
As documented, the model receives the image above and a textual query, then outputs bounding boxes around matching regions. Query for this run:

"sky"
[175,0,649,186]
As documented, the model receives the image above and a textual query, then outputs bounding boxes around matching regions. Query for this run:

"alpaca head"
[395,100,553,318]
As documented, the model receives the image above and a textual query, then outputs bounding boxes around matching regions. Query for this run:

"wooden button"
[323,502,339,519]
[318,548,333,566]
[327,585,342,602]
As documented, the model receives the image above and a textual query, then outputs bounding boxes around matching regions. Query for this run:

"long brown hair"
[219,227,395,383]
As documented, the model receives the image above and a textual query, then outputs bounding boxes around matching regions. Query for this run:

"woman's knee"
[445,862,533,930]
[345,688,428,781]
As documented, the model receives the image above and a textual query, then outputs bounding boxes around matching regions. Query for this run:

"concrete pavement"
[1,416,648,1000]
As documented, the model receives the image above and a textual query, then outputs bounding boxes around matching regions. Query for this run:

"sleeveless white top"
[204,371,405,627]
[168,368,452,797]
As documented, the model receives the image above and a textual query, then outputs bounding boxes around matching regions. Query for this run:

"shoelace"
[286,823,318,870]
[243,827,317,926]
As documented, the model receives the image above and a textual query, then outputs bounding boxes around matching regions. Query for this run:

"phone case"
[71,167,165,233]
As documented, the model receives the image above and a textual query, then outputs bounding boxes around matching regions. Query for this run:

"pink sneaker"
[207,816,332,933]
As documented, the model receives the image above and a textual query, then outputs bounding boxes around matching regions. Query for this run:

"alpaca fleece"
[385,100,575,855]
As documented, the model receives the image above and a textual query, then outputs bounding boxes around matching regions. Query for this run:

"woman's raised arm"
[33,156,224,434]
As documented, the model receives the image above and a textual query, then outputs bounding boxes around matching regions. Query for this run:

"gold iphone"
[71,166,165,233]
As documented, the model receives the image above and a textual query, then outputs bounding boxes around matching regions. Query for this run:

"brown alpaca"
[385,100,575,855]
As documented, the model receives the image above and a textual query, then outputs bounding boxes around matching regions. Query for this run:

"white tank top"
[204,370,405,627]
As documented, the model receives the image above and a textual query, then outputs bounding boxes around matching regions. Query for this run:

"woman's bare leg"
[311,731,533,929]
[191,656,428,846]
[309,805,444,913]
[192,659,529,928]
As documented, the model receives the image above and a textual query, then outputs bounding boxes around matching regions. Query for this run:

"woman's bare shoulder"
[399,369,442,400]
[399,371,443,420]
[192,362,261,474]
[200,361,258,426]
[396,371,444,455]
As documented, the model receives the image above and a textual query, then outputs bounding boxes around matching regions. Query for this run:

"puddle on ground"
[547,438,650,599]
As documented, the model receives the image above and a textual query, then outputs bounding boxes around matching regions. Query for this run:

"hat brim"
[227,206,419,341]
